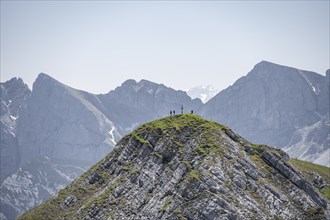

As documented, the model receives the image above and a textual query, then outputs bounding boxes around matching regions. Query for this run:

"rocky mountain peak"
[34,72,59,83]
[120,79,137,87]
[2,77,26,90]
[1,77,30,116]
[249,61,299,79]
[254,60,277,67]
[1,77,26,107]
[20,114,329,219]
[32,72,66,92]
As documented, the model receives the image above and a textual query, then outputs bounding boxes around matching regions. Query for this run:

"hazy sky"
[1,1,329,94]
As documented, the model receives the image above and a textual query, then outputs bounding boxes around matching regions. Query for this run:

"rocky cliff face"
[20,115,330,220]
[0,78,31,179]
[201,61,329,166]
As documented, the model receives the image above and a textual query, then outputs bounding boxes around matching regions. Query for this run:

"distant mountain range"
[0,60,329,219]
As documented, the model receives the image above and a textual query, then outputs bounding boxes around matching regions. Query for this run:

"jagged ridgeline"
[19,115,329,219]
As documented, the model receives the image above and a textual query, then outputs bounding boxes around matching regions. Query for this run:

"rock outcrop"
[20,115,330,220]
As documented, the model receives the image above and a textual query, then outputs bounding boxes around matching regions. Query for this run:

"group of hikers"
[169,105,193,116]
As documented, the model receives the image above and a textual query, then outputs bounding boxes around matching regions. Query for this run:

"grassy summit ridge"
[19,114,228,219]
[19,114,330,220]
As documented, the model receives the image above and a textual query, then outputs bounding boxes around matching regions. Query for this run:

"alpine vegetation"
[20,115,329,220]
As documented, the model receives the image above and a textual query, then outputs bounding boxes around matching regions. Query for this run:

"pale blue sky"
[1,1,329,94]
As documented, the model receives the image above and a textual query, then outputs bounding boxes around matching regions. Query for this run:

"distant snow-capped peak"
[186,85,219,103]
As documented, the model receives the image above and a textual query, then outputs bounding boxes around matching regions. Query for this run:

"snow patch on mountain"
[9,115,17,121]
[108,126,116,145]
[297,69,318,94]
